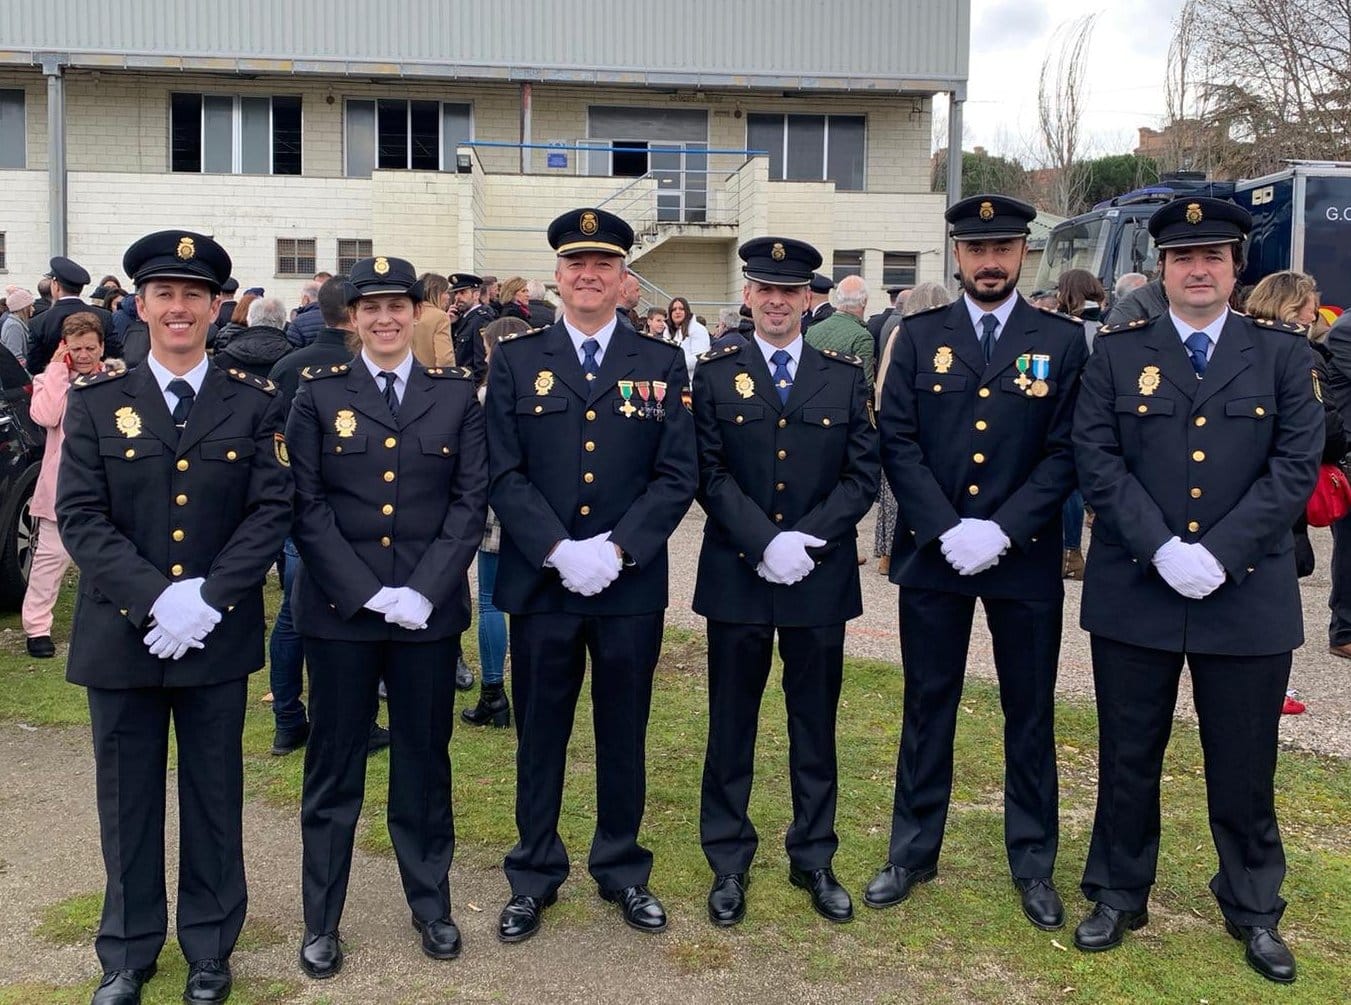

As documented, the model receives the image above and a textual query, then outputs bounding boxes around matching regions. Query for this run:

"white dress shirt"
[145,353,210,415]
[360,349,413,404]
[753,333,803,380]
[563,315,618,369]
[1168,308,1229,363]
[963,292,1019,345]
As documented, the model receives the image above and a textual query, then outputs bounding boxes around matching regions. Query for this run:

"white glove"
[143,624,205,661]
[761,531,827,586]
[547,534,622,596]
[1152,537,1226,599]
[149,577,220,643]
[939,519,1011,576]
[364,586,400,614]
[383,587,434,631]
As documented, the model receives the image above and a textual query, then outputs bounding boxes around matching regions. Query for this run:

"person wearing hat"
[867,286,907,368]
[284,257,487,976]
[1071,197,1321,982]
[214,277,240,330]
[800,273,836,334]
[27,255,120,373]
[484,207,697,943]
[445,271,493,383]
[0,286,35,364]
[692,237,878,927]
[56,231,293,1005]
[867,194,1089,932]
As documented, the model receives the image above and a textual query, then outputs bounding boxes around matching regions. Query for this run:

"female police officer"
[285,256,488,977]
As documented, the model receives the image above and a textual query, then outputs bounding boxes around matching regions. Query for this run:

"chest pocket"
[1000,376,1059,397]
[421,433,458,458]
[323,434,368,455]
[917,372,967,395]
[716,402,765,425]
[1225,396,1277,420]
[1115,395,1176,418]
[99,437,164,462]
[517,396,568,417]
[802,406,847,428]
[200,437,256,462]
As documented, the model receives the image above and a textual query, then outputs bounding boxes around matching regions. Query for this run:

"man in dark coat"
[27,256,120,370]
[801,272,835,333]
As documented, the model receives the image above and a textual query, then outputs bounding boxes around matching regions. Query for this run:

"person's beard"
[961,263,1021,304]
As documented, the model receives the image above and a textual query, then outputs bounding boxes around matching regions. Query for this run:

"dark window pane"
[277,238,317,276]
[377,99,408,169]
[410,100,439,170]
[786,115,825,181]
[202,95,233,173]
[0,90,24,169]
[611,140,647,177]
[170,92,202,172]
[346,99,375,177]
[0,232,6,270]
[882,252,918,287]
[240,96,270,174]
[746,114,783,180]
[826,115,865,191]
[832,250,863,284]
[272,95,302,175]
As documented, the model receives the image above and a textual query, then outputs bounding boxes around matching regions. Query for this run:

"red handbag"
[1307,463,1351,527]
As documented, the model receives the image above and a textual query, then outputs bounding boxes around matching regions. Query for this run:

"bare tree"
[1036,15,1098,215]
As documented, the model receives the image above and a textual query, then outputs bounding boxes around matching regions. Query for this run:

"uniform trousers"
[1081,635,1290,926]
[1329,519,1351,646]
[301,636,459,934]
[87,678,248,970]
[700,620,844,875]
[504,611,663,897]
[21,516,71,637]
[888,588,1061,879]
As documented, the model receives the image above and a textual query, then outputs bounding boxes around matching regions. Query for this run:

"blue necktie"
[167,378,194,428]
[771,349,793,405]
[379,371,399,418]
[581,337,600,380]
[1185,331,1210,377]
[979,314,998,364]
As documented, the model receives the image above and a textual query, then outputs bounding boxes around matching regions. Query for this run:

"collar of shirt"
[146,352,210,411]
[753,333,803,378]
[360,348,413,401]
[1168,308,1228,359]
[963,292,1018,341]
[564,315,618,366]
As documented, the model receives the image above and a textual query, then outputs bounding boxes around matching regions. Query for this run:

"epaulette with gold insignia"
[425,366,473,379]
[223,367,278,395]
[901,302,950,320]
[301,363,351,381]
[1251,317,1306,335]
[819,348,864,367]
[1036,305,1084,324]
[636,329,679,348]
[70,369,128,390]
[698,342,743,363]
[499,325,547,344]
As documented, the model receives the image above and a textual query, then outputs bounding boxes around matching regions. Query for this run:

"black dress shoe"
[1226,921,1296,983]
[183,958,232,1004]
[270,721,311,756]
[299,930,343,979]
[789,866,854,923]
[455,656,476,691]
[412,915,462,960]
[863,863,937,909]
[599,884,668,933]
[707,873,749,927]
[367,722,391,754]
[1073,903,1148,951]
[26,635,55,658]
[90,963,156,1004]
[498,891,557,944]
[1013,877,1065,930]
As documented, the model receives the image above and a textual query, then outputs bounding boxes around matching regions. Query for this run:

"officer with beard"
[866,195,1088,933]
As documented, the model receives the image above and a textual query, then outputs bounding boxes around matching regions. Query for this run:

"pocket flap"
[1225,396,1277,419]
[98,437,164,460]
[517,396,568,416]
[1114,395,1176,416]
[715,402,764,424]
[916,372,967,394]
[420,433,458,457]
[323,434,368,454]
[1000,376,1059,397]
[200,437,256,462]
[802,406,847,428]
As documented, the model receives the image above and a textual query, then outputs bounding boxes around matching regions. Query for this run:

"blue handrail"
[466,141,768,155]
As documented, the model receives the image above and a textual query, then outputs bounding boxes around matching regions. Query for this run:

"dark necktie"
[581,337,601,380]
[379,371,400,418]
[979,313,999,364]
[167,378,194,428]
[1185,331,1210,377]
[770,349,793,405]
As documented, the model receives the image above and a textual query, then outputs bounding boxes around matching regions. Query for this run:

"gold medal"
[1138,365,1161,396]
[1030,379,1049,398]
[933,346,954,374]
[334,409,358,438]
[114,406,142,438]
[534,370,555,395]
[734,372,755,399]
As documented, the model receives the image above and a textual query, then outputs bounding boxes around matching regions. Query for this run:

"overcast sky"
[950,0,1184,162]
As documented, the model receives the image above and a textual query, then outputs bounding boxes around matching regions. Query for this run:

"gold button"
[176,459,189,471]
[822,417,832,427]
[226,450,238,461]
[775,513,784,522]
[583,472,595,483]
[175,494,188,506]
[385,436,397,448]
[979,387,991,398]
[975,420,988,431]
[933,384,943,393]
[585,441,596,452]
[1188,520,1200,532]
[534,405,544,414]
[580,505,591,516]
[968,484,979,496]
[973,453,986,464]
[381,536,391,547]
[778,418,787,428]
[441,446,450,455]
[1137,404,1148,414]
[1255,406,1266,416]
[335,445,343,453]
[383,471,395,482]
[119,609,128,616]
[1190,487,1202,499]
[124,448,135,459]
[382,503,394,516]
[586,409,597,421]
[1192,450,1205,462]
[1194,416,1207,427]
[170,564,184,576]
[172,529,185,542]
[735,415,744,424]
[777,449,787,460]
[776,482,786,491]
[1247,566,1255,574]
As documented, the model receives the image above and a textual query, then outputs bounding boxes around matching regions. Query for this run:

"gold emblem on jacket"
[534,370,555,395]
[114,406,142,438]
[1138,365,1161,396]
[734,372,755,399]
[335,409,358,437]
[933,346,954,374]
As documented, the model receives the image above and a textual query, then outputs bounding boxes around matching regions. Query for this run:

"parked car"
[0,345,43,609]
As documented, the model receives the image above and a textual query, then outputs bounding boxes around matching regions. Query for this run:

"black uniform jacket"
[880,297,1089,599]
[57,362,293,687]
[691,340,878,626]
[1074,311,1323,655]
[486,320,697,616]
[286,360,488,642]
[29,298,119,371]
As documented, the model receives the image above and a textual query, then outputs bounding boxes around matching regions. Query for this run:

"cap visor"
[951,230,1030,241]
[1154,236,1242,249]
[554,241,628,257]
[134,269,221,290]
[742,268,811,286]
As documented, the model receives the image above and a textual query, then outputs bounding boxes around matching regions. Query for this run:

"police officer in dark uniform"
[27,255,120,371]
[447,271,492,381]
[869,195,1089,931]
[485,207,697,943]
[693,237,879,927]
[57,231,292,1005]
[801,273,835,333]
[1072,197,1321,983]
[286,257,488,976]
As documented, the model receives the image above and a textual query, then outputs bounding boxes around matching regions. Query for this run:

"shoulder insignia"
[636,329,679,347]
[1251,317,1305,335]
[819,348,864,367]
[1036,305,1084,324]
[1095,323,1120,336]
[426,366,473,380]
[224,367,278,395]
[698,342,743,363]
[70,369,128,389]
[902,302,950,320]
[499,325,547,344]
[301,363,351,381]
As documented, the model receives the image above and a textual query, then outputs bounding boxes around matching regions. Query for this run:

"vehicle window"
[1034,215,1110,292]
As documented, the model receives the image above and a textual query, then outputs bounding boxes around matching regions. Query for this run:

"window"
[0,232,6,270]
[276,238,317,277]
[170,93,301,175]
[746,113,865,190]
[883,252,919,288]
[0,90,23,169]
[832,250,864,284]
[337,239,372,274]
[345,99,472,177]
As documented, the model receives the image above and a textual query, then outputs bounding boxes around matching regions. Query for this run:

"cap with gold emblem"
[946,194,1037,241]
[346,256,423,303]
[122,231,232,293]
[547,207,635,258]
[1148,195,1252,249]
[738,237,822,287]
[45,256,91,289]
[447,272,483,293]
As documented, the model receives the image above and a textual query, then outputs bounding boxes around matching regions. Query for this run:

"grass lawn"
[2,578,1349,1002]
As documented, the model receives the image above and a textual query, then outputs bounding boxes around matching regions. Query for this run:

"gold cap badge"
[1185,202,1203,225]
[176,236,195,261]
[373,257,390,276]
[771,242,786,261]
[979,201,995,221]
[580,211,599,236]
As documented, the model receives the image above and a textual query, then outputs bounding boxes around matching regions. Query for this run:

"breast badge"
[114,406,142,438]
[933,346,954,374]
[1029,354,1051,397]
[734,372,755,399]
[1138,365,1161,396]
[1014,353,1032,391]
[618,379,638,417]
[334,409,358,437]
[534,370,555,395]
